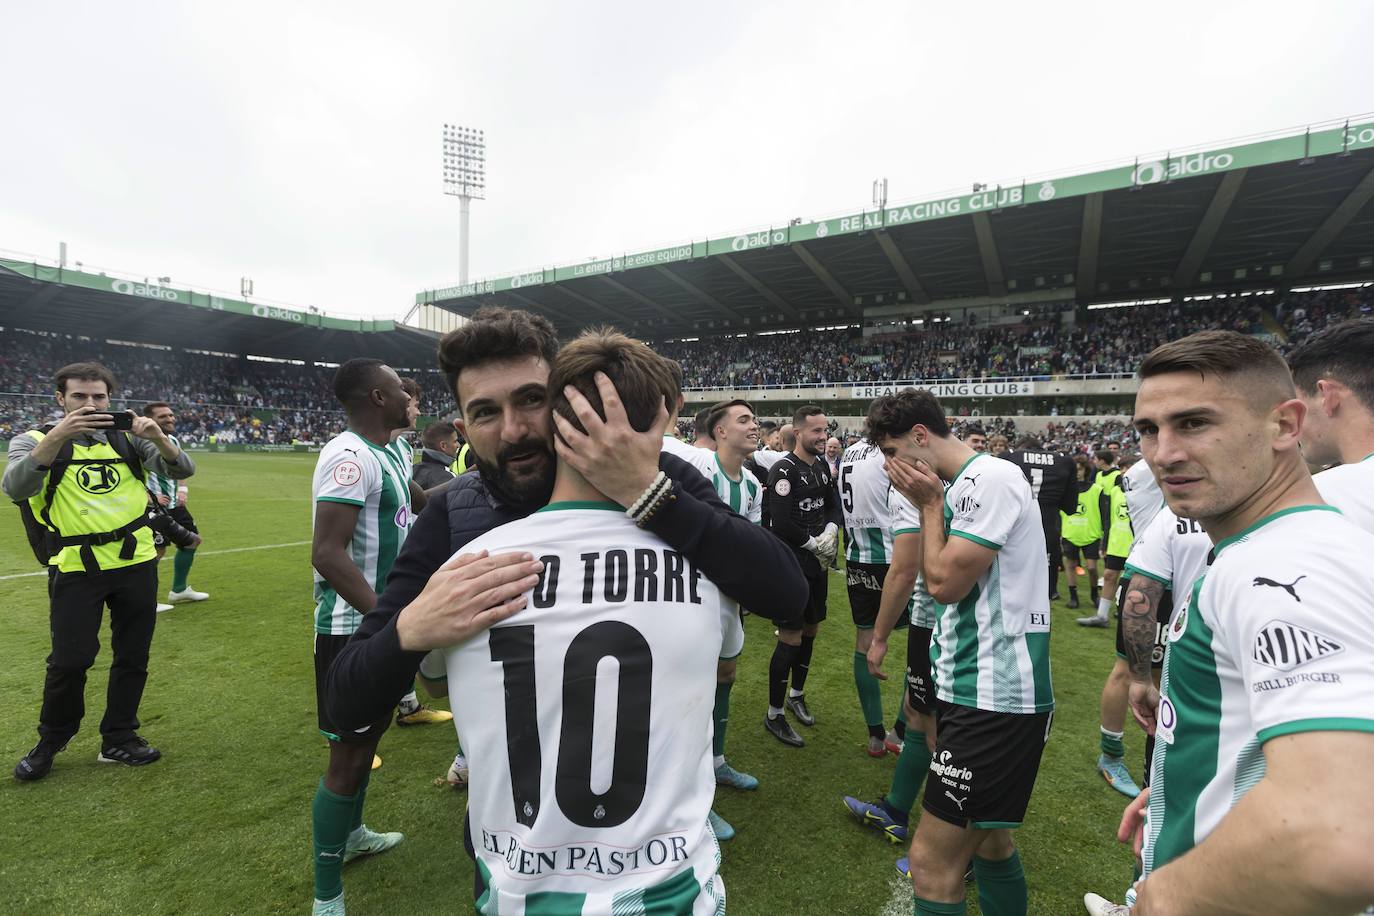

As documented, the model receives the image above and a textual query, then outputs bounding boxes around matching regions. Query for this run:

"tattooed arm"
[1121,574,1166,735]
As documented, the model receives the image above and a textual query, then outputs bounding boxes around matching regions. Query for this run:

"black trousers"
[38,559,158,746]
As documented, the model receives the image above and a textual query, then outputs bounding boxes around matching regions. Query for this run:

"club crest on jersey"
[1170,602,1189,639]
[1252,619,1344,672]
[774,479,791,497]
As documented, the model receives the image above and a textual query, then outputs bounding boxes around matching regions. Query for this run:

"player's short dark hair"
[1095,449,1116,466]
[422,418,456,449]
[1016,435,1041,449]
[692,406,713,438]
[964,424,986,438]
[549,328,679,438]
[437,306,560,404]
[706,399,753,440]
[399,377,421,401]
[1286,317,1374,412]
[1118,453,1140,469]
[758,420,779,434]
[1139,330,1295,405]
[333,358,388,408]
[864,388,951,442]
[54,361,116,396]
[142,401,171,417]
[793,405,825,427]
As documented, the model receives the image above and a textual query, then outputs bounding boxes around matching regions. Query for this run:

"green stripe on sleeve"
[1123,564,1170,586]
[1257,717,1374,743]
[948,529,1002,550]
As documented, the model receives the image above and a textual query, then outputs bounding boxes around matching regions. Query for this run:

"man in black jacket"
[412,420,459,491]
[326,308,807,740]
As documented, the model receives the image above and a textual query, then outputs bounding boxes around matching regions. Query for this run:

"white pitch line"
[0,540,311,581]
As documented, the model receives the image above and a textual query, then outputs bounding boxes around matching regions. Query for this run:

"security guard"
[6,362,194,781]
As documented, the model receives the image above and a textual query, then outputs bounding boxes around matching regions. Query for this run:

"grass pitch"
[0,453,1139,914]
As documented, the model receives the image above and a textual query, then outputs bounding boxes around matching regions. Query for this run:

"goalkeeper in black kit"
[763,405,841,748]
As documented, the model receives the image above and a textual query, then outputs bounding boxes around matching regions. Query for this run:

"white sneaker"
[312,892,345,915]
[168,587,209,603]
[446,753,469,788]
[156,603,175,613]
[1084,892,1130,915]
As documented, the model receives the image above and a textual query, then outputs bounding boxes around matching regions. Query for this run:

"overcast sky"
[2,1,1371,320]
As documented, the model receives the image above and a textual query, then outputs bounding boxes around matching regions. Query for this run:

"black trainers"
[765,714,804,747]
[14,739,65,781]
[97,736,161,767]
[786,694,816,727]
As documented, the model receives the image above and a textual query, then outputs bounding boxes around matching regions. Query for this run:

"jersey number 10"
[489,622,653,830]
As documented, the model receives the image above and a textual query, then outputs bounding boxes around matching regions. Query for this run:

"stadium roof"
[417,115,1374,338]
[0,258,439,367]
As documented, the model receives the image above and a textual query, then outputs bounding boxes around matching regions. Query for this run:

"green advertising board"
[416,117,1374,304]
[0,259,396,333]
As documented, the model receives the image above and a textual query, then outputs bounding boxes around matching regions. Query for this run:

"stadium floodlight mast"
[442,123,486,285]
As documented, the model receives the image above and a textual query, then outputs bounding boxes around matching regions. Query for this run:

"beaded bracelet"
[627,471,669,518]
[634,481,676,528]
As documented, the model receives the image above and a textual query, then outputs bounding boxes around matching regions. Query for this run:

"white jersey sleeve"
[1314,458,1374,535]
[752,448,787,471]
[1121,459,1163,550]
[890,489,921,534]
[314,436,378,507]
[660,435,699,462]
[947,457,1022,549]
[1124,509,1175,587]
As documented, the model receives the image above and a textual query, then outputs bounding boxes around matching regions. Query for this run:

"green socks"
[1100,727,1125,759]
[886,731,931,814]
[351,771,370,833]
[914,898,966,915]
[713,682,732,758]
[171,548,196,593]
[972,850,1027,916]
[854,651,884,728]
[312,779,357,901]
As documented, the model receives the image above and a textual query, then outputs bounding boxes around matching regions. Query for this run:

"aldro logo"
[75,462,121,494]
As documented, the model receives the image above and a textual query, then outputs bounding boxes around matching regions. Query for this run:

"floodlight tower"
[442,123,486,284]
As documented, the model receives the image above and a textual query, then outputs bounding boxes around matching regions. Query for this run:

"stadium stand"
[652,286,1371,389]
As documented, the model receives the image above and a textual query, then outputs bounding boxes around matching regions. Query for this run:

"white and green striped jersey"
[439,504,726,915]
[1314,453,1374,534]
[931,453,1054,714]
[889,488,936,628]
[311,431,413,636]
[840,441,894,564]
[662,437,761,523]
[145,433,184,509]
[387,434,415,483]
[1143,507,1374,878]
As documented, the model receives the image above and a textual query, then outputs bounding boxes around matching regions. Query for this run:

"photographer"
[5,362,194,781]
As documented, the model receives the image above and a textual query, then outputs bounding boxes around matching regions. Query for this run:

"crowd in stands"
[1,285,1368,445]
[653,285,1372,389]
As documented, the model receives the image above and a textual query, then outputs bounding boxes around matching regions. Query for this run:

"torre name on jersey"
[534,547,704,606]
[479,828,691,879]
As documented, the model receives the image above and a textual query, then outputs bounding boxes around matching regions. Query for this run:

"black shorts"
[1104,553,1127,571]
[922,700,1052,829]
[846,561,888,629]
[905,625,934,714]
[314,634,390,744]
[169,505,199,536]
[778,566,828,631]
[1061,539,1100,562]
[1113,576,1173,670]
